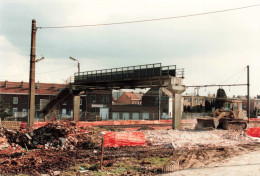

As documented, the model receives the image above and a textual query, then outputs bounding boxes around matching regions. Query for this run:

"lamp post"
[69,57,80,75]
[36,56,45,63]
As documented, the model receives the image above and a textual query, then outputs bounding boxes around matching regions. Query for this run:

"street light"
[36,56,45,63]
[69,57,80,75]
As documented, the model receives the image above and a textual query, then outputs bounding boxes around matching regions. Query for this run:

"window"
[239,103,242,110]
[80,99,82,105]
[90,95,96,103]
[13,97,18,104]
[22,109,27,117]
[195,99,198,103]
[187,98,191,102]
[200,99,203,104]
[13,108,18,113]
[62,108,67,114]
[101,95,109,104]
[234,103,238,111]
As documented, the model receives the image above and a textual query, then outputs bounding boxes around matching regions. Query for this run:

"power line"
[37,3,260,29]
[221,67,246,84]
[186,84,247,88]
[37,65,76,74]
[0,65,76,78]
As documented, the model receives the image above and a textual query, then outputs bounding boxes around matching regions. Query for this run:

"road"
[163,150,260,176]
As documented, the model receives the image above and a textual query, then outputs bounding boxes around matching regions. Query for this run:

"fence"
[79,112,172,121]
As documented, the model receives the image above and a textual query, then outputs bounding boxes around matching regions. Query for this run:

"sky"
[0,0,260,97]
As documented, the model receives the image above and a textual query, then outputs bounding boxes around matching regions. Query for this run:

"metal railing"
[176,68,185,78]
[73,63,177,84]
[78,112,171,121]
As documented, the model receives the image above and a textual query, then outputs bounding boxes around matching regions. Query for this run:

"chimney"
[3,80,7,88]
[20,81,23,88]
[36,81,40,89]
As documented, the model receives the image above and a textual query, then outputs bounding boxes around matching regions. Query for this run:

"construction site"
[1,60,260,175]
[1,2,260,175]
[1,115,260,175]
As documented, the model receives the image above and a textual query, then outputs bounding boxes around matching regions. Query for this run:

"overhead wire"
[220,67,246,84]
[37,3,260,29]
[36,65,76,74]
[1,65,77,79]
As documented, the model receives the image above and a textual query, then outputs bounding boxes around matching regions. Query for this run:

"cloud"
[0,0,260,96]
[0,35,29,81]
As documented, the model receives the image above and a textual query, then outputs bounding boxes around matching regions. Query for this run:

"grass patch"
[146,157,168,166]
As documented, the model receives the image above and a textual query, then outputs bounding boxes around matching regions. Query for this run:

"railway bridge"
[43,63,186,129]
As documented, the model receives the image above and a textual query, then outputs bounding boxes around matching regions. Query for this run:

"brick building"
[0,81,88,120]
[115,92,143,105]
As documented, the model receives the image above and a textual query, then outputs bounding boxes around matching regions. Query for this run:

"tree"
[205,100,212,112]
[0,97,13,120]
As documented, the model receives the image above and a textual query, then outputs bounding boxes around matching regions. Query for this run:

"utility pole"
[28,19,37,128]
[247,65,250,121]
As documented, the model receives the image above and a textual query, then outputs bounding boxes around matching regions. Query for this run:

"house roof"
[124,92,139,100]
[0,81,66,95]
[134,93,144,100]
[116,91,142,104]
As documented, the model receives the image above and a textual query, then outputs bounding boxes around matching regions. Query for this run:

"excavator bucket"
[196,117,219,129]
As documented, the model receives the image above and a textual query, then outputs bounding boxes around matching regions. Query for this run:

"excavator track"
[223,121,247,130]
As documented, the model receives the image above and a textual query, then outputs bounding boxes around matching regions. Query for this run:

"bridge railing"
[73,63,177,84]
[63,76,75,84]
[176,68,185,78]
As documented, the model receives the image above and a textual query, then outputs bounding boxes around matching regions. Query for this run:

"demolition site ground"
[0,121,260,176]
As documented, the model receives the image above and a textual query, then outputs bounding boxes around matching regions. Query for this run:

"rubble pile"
[32,121,76,148]
[0,121,102,152]
[0,128,27,155]
[145,130,259,149]
[0,122,104,175]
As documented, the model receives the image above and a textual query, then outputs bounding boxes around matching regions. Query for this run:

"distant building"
[0,81,76,119]
[237,95,260,117]
[115,92,143,105]
[182,93,216,112]
[142,88,175,117]
[0,81,114,120]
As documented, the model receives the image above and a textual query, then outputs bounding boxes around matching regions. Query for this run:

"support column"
[172,93,182,129]
[73,95,81,121]
[167,77,186,130]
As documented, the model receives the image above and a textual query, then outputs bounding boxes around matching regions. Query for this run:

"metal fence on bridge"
[74,63,177,84]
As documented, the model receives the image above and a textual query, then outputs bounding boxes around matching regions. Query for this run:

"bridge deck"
[74,63,176,86]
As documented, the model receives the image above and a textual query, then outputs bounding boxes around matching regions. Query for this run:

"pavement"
[163,150,260,176]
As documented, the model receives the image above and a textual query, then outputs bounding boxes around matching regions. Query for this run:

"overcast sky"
[0,0,260,97]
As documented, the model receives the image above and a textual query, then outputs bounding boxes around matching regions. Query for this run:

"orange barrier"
[249,118,260,121]
[20,122,48,129]
[247,127,260,137]
[19,119,196,129]
[103,131,146,147]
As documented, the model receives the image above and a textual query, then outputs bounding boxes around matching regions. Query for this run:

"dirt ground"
[1,122,260,175]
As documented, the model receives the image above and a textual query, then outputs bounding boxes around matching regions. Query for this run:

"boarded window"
[13,97,18,104]
[90,95,96,103]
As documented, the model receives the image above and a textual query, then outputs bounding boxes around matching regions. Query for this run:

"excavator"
[196,88,248,130]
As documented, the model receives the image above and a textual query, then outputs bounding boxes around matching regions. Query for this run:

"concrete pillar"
[167,77,186,129]
[73,95,81,121]
[172,94,182,129]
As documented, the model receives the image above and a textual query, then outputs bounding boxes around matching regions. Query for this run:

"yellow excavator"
[196,88,248,130]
